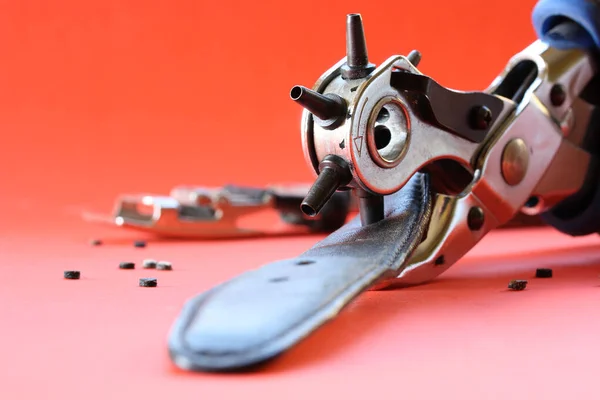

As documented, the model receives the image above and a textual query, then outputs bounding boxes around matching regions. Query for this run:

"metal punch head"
[292,15,596,287]
[292,13,509,226]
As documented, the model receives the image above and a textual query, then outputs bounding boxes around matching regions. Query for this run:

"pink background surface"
[4,0,600,398]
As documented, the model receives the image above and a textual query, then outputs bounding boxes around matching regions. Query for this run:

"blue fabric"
[533,1,600,236]
[532,0,600,49]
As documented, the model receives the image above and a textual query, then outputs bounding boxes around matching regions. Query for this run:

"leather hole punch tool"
[85,184,354,239]
[168,8,600,372]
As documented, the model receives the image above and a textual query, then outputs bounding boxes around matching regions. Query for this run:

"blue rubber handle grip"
[532,0,600,49]
[532,0,600,236]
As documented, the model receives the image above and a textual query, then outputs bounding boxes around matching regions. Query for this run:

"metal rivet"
[550,84,566,107]
[467,207,485,231]
[501,138,529,186]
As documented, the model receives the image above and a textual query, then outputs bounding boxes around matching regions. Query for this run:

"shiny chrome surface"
[375,187,497,287]
[382,40,596,286]
[112,189,276,238]
[303,54,505,195]
[366,97,410,168]
[472,95,565,223]
[297,26,596,286]
[501,138,529,186]
[88,184,359,239]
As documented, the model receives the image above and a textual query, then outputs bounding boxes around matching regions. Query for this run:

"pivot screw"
[550,84,566,107]
[467,207,485,231]
[469,105,492,130]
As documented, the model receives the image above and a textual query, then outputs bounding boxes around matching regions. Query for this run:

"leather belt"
[168,173,432,372]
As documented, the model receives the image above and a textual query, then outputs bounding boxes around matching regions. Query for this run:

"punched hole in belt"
[269,277,289,283]
[267,260,317,283]
[296,260,315,265]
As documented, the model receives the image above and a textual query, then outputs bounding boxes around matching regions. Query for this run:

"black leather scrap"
[168,173,432,372]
